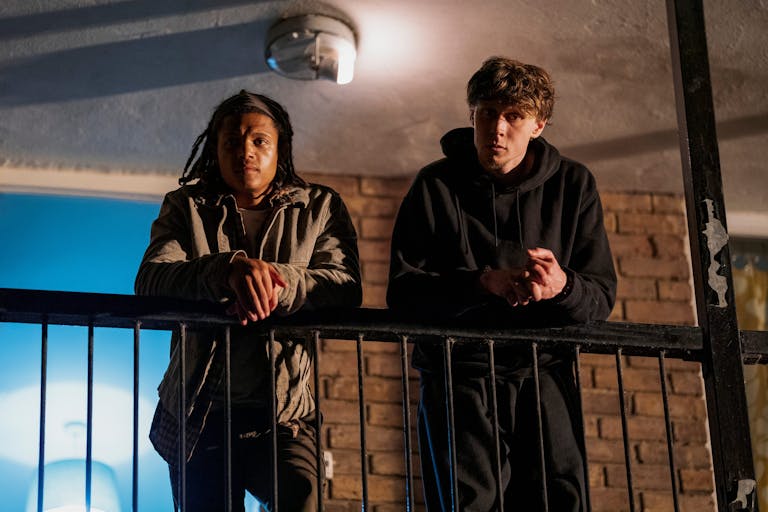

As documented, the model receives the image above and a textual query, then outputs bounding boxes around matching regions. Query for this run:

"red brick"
[594,366,662,392]
[652,194,686,214]
[361,217,395,240]
[345,196,400,217]
[329,448,363,474]
[359,240,391,263]
[589,487,633,511]
[331,474,406,501]
[360,177,412,198]
[608,234,654,257]
[673,419,709,443]
[367,353,406,378]
[679,492,716,511]
[364,284,387,307]
[586,438,627,463]
[617,213,687,235]
[636,441,712,469]
[320,351,361,377]
[580,353,617,368]
[618,256,690,279]
[669,370,704,396]
[626,356,699,372]
[363,261,389,285]
[326,376,403,402]
[322,339,398,353]
[641,491,675,512]
[605,463,673,490]
[581,389,621,415]
[679,469,715,493]
[328,425,403,451]
[657,280,692,301]
[603,212,618,233]
[322,399,365,424]
[602,192,653,212]
[608,302,625,321]
[617,277,657,299]
[369,451,420,476]
[600,416,667,441]
[633,392,706,419]
[302,173,360,197]
[323,499,363,511]
[651,234,688,259]
[368,402,417,428]
[584,415,600,438]
[624,300,695,325]
[589,463,606,487]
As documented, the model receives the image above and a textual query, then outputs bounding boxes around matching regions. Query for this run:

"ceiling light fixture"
[265,14,357,85]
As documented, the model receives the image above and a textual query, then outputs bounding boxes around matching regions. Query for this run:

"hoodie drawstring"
[491,181,499,248]
[454,193,470,255]
[516,189,524,254]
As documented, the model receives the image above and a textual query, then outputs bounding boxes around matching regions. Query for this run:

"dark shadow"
[0,0,271,40]
[0,21,272,106]
[562,113,768,161]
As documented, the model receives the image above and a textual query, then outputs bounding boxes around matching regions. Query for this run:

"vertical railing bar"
[487,339,504,512]
[356,333,370,510]
[132,321,141,512]
[224,326,232,512]
[399,335,415,512]
[573,345,592,512]
[443,337,458,512]
[269,329,279,512]
[37,319,48,512]
[531,342,549,512]
[179,323,187,512]
[312,331,324,512]
[659,351,681,512]
[86,323,94,512]
[616,349,635,512]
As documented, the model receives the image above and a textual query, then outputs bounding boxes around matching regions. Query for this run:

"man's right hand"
[478,268,533,307]
[227,255,287,324]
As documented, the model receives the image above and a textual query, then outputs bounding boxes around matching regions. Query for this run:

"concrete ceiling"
[0,0,766,220]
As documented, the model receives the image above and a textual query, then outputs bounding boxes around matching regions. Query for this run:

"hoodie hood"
[439,127,562,194]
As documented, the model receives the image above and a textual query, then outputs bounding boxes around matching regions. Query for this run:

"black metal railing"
[3,287,767,512]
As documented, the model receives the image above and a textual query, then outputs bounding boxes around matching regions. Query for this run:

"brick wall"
[302,173,714,512]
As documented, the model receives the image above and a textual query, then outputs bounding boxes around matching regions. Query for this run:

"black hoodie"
[387,127,617,372]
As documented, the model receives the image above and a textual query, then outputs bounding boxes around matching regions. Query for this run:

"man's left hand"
[524,247,567,301]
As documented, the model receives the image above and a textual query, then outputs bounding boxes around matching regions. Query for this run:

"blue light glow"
[0,193,173,511]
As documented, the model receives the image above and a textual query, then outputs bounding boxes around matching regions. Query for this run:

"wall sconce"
[265,14,357,85]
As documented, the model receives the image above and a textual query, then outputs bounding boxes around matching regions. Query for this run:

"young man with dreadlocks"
[136,90,361,511]
[387,58,616,511]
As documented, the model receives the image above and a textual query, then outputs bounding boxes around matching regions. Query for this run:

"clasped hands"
[226,255,285,325]
[479,248,567,307]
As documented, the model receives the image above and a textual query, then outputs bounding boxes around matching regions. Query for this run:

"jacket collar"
[187,182,310,209]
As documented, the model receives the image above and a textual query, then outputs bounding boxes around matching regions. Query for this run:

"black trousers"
[170,409,320,512]
[418,365,585,512]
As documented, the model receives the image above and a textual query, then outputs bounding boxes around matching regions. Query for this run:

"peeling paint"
[702,198,729,307]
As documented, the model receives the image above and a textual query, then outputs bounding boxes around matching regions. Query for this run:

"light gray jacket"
[135,181,361,462]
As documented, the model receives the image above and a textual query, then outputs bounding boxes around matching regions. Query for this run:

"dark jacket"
[387,128,616,372]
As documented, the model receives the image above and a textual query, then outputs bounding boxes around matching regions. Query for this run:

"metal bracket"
[729,478,756,511]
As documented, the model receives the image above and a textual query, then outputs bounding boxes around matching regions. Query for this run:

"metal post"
[665,0,757,509]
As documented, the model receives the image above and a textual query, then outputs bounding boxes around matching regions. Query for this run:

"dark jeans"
[418,365,585,512]
[170,408,321,512]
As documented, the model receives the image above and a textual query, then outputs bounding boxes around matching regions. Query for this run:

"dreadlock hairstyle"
[179,90,306,192]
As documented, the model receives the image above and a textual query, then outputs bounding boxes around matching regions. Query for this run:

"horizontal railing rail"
[3,287,767,360]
